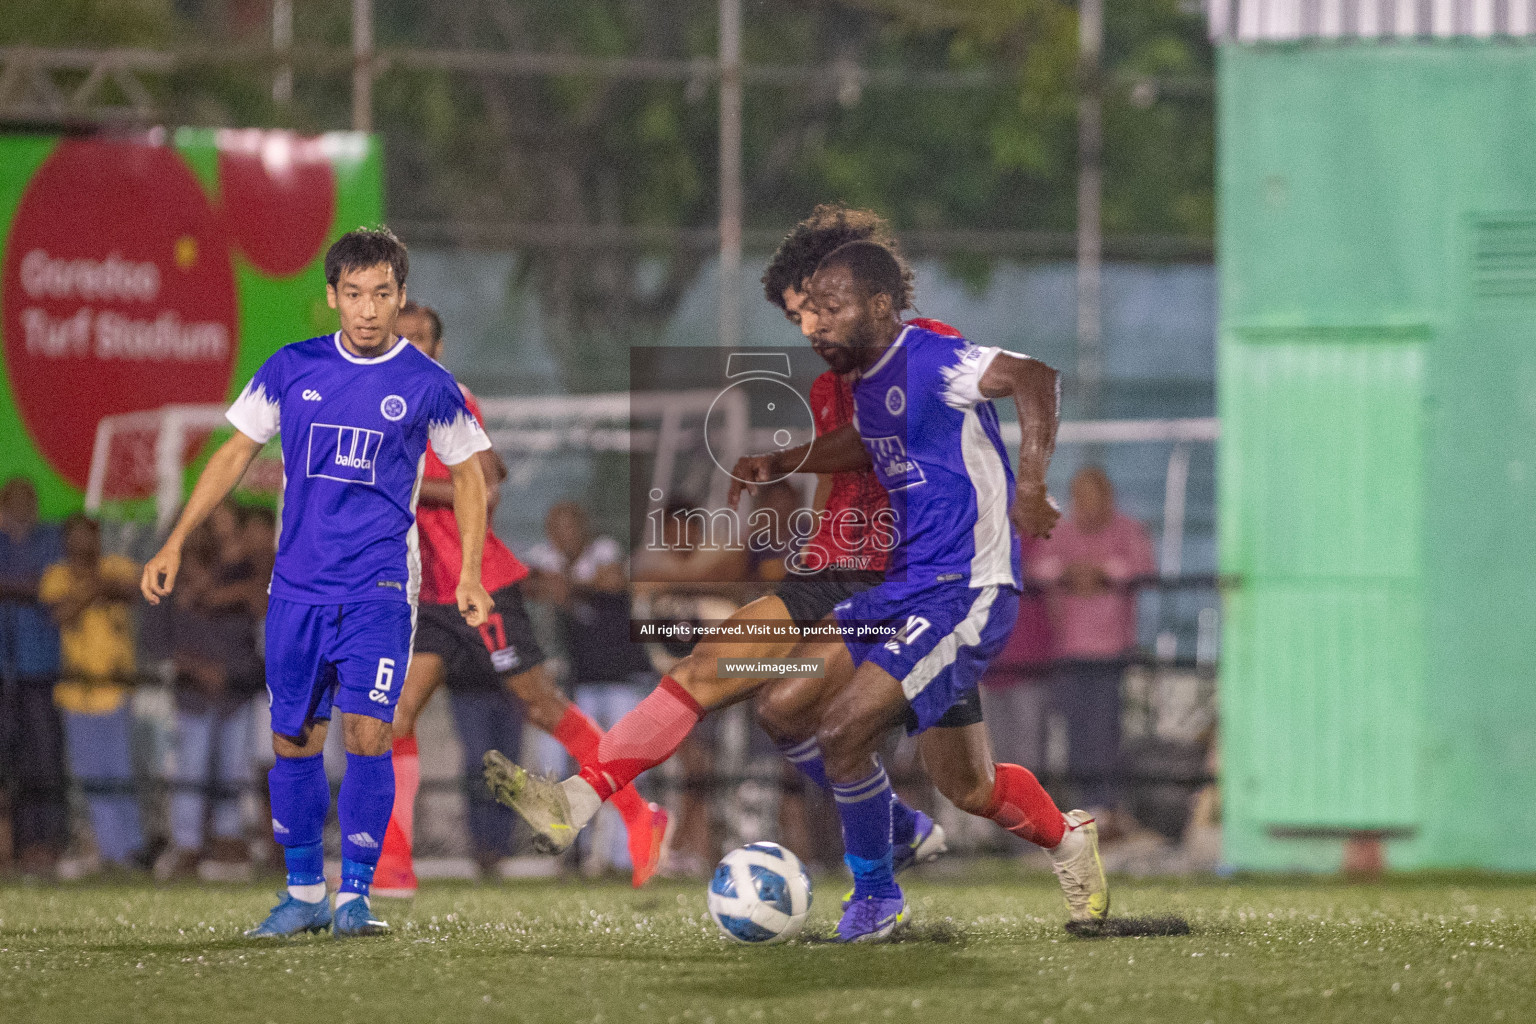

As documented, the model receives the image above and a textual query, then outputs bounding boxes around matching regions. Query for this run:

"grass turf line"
[2,873,1535,1023]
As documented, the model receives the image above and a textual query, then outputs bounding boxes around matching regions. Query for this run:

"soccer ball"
[706,841,813,944]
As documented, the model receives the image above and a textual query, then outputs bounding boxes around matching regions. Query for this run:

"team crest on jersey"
[885,386,906,415]
[866,435,926,490]
[307,423,383,485]
[380,394,407,421]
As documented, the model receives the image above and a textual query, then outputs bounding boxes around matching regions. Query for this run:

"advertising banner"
[0,128,382,516]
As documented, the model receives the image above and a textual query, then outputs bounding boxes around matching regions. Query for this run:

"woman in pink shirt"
[1030,467,1155,814]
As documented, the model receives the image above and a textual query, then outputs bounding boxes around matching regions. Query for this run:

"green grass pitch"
[3,869,1534,1023]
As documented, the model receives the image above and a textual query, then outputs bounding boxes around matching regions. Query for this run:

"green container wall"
[1219,42,1536,870]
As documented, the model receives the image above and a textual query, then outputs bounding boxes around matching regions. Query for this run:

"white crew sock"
[288,882,327,904]
[1047,815,1086,863]
[560,775,602,830]
[335,891,364,908]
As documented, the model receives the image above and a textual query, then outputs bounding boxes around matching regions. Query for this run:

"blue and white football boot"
[333,896,391,937]
[892,812,947,874]
[245,893,332,937]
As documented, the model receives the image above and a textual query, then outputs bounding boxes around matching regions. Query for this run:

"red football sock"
[551,703,602,767]
[982,762,1066,849]
[578,676,703,801]
[551,702,648,825]
[378,735,420,870]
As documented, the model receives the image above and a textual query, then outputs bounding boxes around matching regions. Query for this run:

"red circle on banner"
[1,140,239,489]
[217,130,337,277]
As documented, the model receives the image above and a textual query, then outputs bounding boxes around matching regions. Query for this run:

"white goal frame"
[85,395,1218,579]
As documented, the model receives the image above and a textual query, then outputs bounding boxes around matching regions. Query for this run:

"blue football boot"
[245,893,332,937]
[834,893,908,943]
[892,812,948,874]
[332,896,390,938]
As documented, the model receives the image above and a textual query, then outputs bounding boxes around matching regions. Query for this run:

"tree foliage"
[6,0,1212,385]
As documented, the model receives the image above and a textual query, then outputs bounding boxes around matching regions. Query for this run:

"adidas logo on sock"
[346,832,379,849]
[272,819,290,835]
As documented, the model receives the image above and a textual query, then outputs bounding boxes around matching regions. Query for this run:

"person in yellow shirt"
[39,514,145,870]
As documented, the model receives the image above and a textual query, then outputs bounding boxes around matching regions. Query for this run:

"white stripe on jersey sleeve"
[939,345,1006,411]
[960,407,1017,589]
[429,408,491,466]
[225,379,281,444]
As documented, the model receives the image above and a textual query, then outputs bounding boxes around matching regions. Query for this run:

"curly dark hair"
[761,204,914,312]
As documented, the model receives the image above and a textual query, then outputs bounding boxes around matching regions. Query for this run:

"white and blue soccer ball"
[706,841,813,944]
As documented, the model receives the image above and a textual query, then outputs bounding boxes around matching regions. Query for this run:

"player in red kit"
[373,301,666,894]
[486,207,953,872]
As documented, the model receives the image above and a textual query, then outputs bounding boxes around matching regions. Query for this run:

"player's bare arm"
[979,352,1061,540]
[418,448,504,512]
[727,423,871,507]
[447,454,492,628]
[140,430,263,603]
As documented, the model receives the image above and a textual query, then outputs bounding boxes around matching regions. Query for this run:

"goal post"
[84,403,283,529]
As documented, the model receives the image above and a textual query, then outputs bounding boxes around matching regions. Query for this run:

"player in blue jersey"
[733,240,1109,941]
[141,227,493,938]
[481,234,1108,943]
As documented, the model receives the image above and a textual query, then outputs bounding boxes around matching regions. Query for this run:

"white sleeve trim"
[939,345,1007,411]
[225,380,280,444]
[429,408,491,466]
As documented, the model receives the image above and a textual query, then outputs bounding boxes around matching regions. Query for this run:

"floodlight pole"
[718,0,744,350]
[352,0,374,132]
[1076,0,1104,420]
[272,0,293,107]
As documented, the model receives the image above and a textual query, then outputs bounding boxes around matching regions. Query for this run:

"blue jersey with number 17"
[226,332,489,606]
[851,324,1021,590]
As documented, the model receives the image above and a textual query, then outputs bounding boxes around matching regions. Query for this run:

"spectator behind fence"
[146,503,265,882]
[979,536,1055,773]
[1029,466,1155,820]
[0,477,69,876]
[39,513,146,871]
[525,501,659,875]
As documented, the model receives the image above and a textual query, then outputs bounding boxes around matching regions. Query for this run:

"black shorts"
[414,582,546,690]
[773,569,884,631]
[904,687,984,732]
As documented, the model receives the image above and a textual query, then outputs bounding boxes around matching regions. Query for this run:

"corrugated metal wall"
[1219,41,1536,870]
[1210,0,1536,42]
[1221,334,1424,828]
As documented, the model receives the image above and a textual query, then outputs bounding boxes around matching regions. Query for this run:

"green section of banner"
[0,136,66,515]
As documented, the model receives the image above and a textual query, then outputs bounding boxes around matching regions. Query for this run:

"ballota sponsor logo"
[0,135,339,489]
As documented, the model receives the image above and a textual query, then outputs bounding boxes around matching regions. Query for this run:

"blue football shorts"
[264,597,416,738]
[835,580,1020,735]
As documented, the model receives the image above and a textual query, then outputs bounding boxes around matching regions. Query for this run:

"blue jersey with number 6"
[226,332,489,606]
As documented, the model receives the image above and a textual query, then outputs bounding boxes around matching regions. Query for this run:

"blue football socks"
[269,752,330,901]
[830,765,901,900]
[337,750,394,899]
[777,739,919,849]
